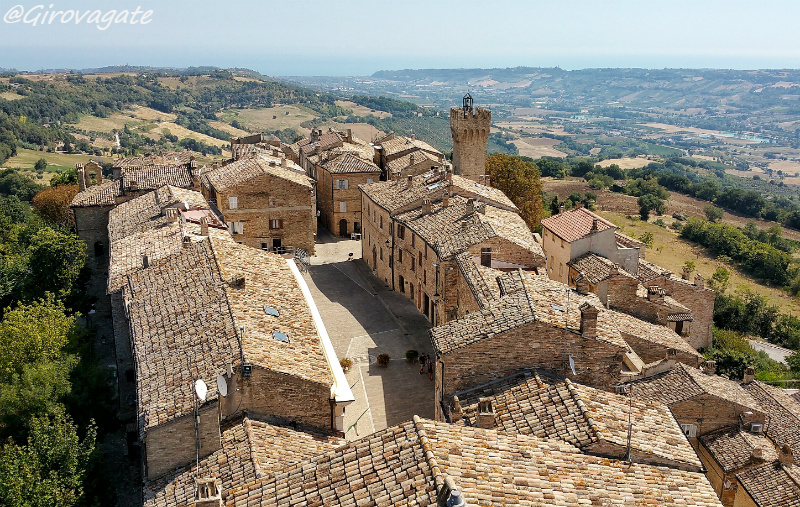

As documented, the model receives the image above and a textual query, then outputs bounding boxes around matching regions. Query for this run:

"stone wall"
[207,173,316,254]
[73,205,114,266]
[621,332,702,367]
[435,320,626,420]
[145,402,220,480]
[645,275,715,350]
[450,107,490,182]
[318,168,376,237]
[361,193,394,287]
[669,394,766,437]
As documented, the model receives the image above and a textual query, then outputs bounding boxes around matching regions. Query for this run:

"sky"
[1,0,800,75]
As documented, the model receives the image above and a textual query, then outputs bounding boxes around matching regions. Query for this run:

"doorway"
[339,219,348,237]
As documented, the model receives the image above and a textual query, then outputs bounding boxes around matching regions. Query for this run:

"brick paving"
[306,230,434,438]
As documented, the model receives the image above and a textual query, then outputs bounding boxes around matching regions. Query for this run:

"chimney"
[409,153,415,166]
[609,264,619,276]
[461,220,470,230]
[422,198,432,214]
[200,216,209,236]
[476,398,496,429]
[142,254,149,269]
[704,360,717,375]
[466,198,475,214]
[166,208,178,223]
[76,164,87,192]
[407,174,413,187]
[442,193,450,207]
[195,478,222,507]
[182,236,192,248]
[695,273,705,289]
[590,218,599,232]
[682,266,691,280]
[579,303,599,339]
[779,444,794,466]
[647,286,665,303]
[743,366,755,384]
[411,133,416,140]
[559,205,565,214]
[751,447,764,461]
[576,202,582,209]
[450,396,463,421]
[483,175,491,187]
[433,166,441,178]
[92,163,103,185]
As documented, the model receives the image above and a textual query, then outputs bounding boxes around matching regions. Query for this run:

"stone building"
[360,169,544,325]
[70,153,202,263]
[430,271,704,421]
[372,132,443,180]
[444,371,703,471]
[543,206,715,350]
[200,153,316,254]
[316,153,381,236]
[450,93,491,182]
[228,415,723,506]
[229,133,286,161]
[627,364,800,507]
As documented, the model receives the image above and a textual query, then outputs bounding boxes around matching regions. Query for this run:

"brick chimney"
[450,396,463,421]
[166,208,178,223]
[407,174,413,188]
[484,175,491,187]
[590,218,599,232]
[682,266,691,280]
[647,286,665,303]
[442,193,449,207]
[743,366,755,384]
[76,164,87,192]
[579,303,599,339]
[281,157,288,168]
[695,273,705,289]
[422,198,432,214]
[704,360,717,375]
[195,478,222,507]
[200,216,209,236]
[476,398,496,429]
[779,444,794,466]
[409,153,415,166]
[575,277,590,295]
[466,198,475,214]
[182,235,192,249]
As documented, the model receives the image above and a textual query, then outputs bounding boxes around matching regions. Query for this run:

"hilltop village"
[69,95,800,507]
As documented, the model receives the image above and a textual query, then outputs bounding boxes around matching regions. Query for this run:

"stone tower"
[450,93,491,182]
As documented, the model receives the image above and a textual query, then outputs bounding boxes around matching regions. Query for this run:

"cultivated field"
[597,157,653,169]
[335,100,392,119]
[0,91,22,101]
[4,148,110,171]
[512,137,567,158]
[218,105,317,135]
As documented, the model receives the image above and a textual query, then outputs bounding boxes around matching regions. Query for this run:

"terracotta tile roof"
[615,231,646,250]
[144,416,345,507]
[431,274,629,356]
[541,207,616,243]
[385,148,441,174]
[299,132,343,155]
[231,143,275,160]
[450,375,702,470]
[320,152,381,174]
[125,240,241,435]
[107,185,211,242]
[612,307,703,361]
[568,253,634,284]
[360,172,516,215]
[636,259,702,289]
[699,427,778,473]
[113,151,196,168]
[378,136,441,158]
[627,363,764,411]
[741,381,800,460]
[209,238,333,386]
[70,179,121,207]
[736,462,800,507]
[455,252,499,310]
[121,164,195,192]
[201,155,311,192]
[228,416,723,507]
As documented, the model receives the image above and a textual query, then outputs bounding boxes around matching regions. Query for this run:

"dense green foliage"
[486,154,543,230]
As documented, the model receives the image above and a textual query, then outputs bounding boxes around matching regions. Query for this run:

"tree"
[486,153,543,230]
[638,194,665,221]
[25,229,87,301]
[32,185,79,229]
[708,267,730,294]
[0,407,96,507]
[33,159,47,172]
[704,205,724,223]
[788,351,800,372]
[638,232,654,248]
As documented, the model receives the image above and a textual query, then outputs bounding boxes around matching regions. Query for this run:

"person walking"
[427,356,433,380]
[419,353,427,374]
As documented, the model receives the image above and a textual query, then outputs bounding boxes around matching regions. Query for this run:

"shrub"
[339,358,352,371]
[376,353,390,367]
[405,350,419,362]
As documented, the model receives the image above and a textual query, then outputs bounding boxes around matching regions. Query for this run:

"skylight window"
[272,331,289,343]
[264,306,280,317]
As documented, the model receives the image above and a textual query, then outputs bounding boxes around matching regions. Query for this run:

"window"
[366,178,373,184]
[228,221,244,235]
[680,424,697,438]
[336,179,349,190]
[409,283,414,299]
[380,248,383,260]
[380,215,383,229]
[397,225,405,239]
[398,249,403,263]
[399,275,405,293]
[261,243,269,250]
[418,251,422,267]
[270,219,283,230]
[228,196,238,209]
[411,255,415,271]
[411,234,415,247]
[423,269,427,284]
[339,201,347,213]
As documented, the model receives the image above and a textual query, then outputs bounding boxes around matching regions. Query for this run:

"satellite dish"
[568,355,576,376]
[194,379,208,401]
[216,375,228,397]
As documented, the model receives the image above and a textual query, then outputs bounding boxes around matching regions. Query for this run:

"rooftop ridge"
[412,414,445,493]
[563,379,601,443]
[242,417,265,480]
[207,237,248,368]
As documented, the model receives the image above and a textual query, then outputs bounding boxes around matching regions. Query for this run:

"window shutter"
[340,201,347,212]
[229,196,238,209]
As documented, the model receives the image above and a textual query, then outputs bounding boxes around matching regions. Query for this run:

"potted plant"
[377,353,390,367]
[406,349,419,363]
[339,357,352,372]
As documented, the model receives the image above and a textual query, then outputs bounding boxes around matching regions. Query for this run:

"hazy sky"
[2,0,800,75]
